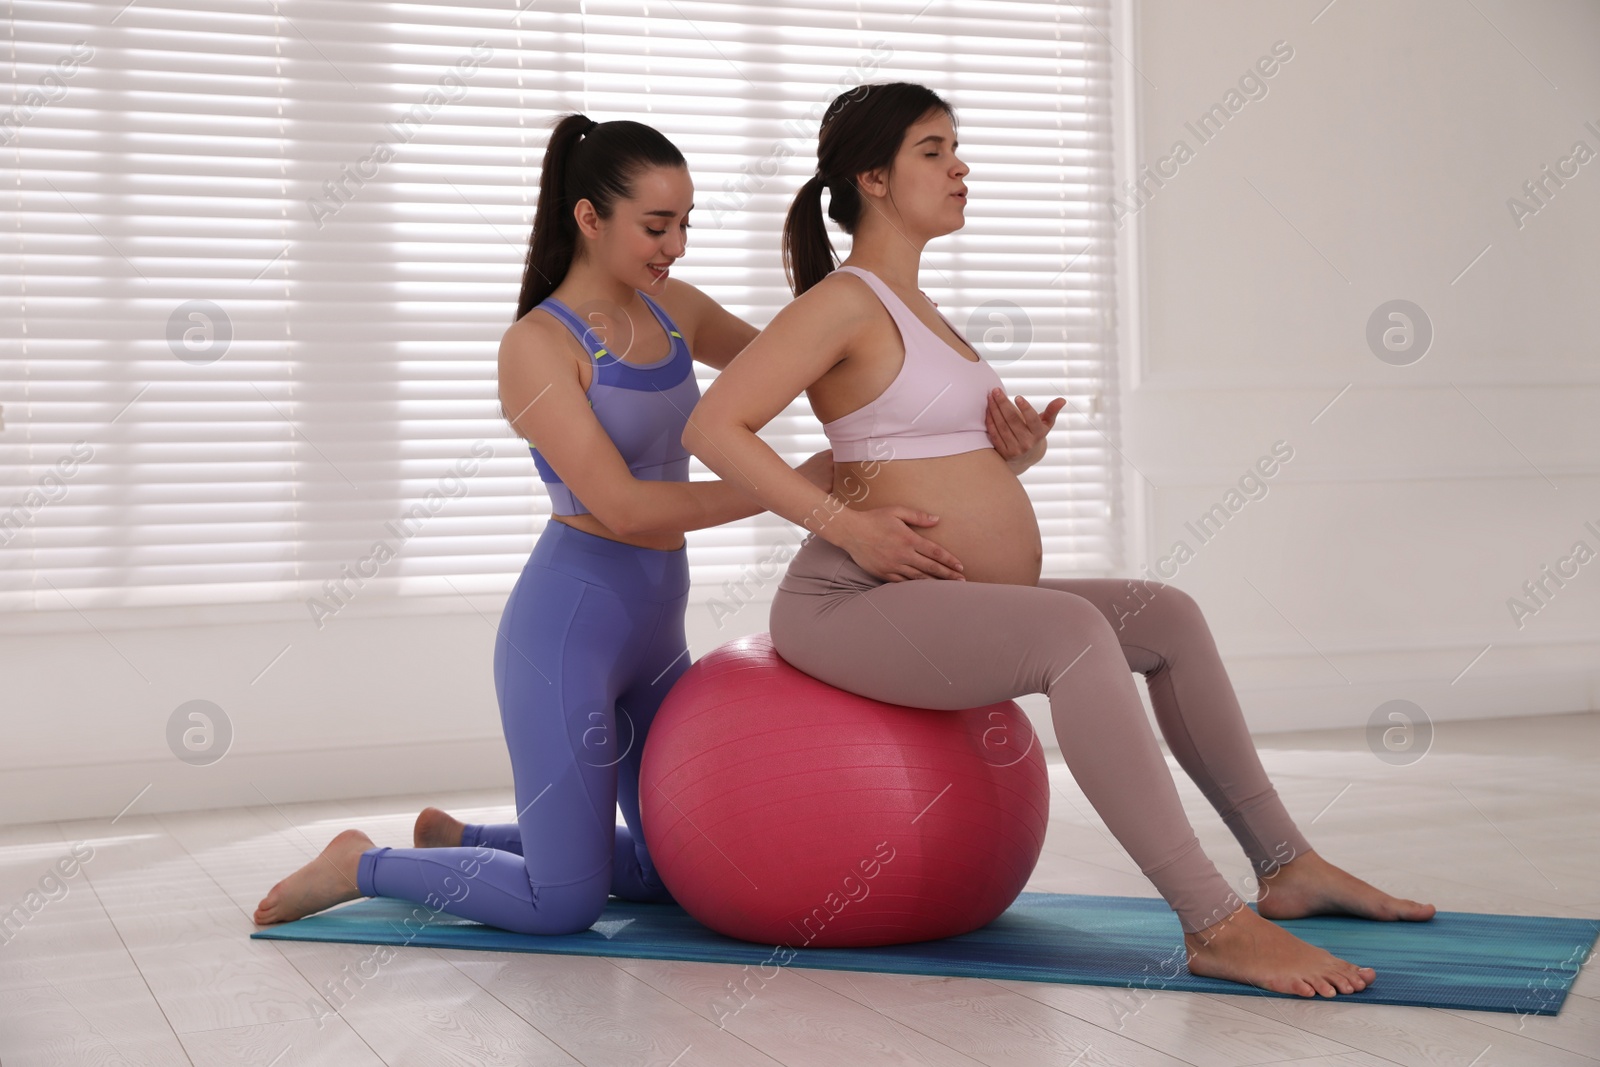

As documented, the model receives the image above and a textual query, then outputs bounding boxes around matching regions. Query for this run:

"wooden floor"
[3,711,1597,1066]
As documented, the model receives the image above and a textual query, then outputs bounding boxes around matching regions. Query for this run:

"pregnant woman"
[255,113,831,933]
[682,82,1436,997]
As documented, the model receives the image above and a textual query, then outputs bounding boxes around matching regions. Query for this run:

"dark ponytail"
[516,113,687,321]
[782,175,832,298]
[781,82,954,296]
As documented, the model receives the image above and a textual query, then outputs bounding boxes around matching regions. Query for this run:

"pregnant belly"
[835,447,1043,586]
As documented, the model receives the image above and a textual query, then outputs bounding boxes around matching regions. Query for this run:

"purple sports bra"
[528,291,701,517]
[821,266,1005,463]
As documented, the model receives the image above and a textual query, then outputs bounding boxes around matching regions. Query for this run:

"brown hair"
[781,82,954,296]
[516,114,686,320]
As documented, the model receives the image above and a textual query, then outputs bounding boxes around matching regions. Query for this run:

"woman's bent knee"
[504,880,609,936]
[1041,590,1122,645]
[1135,580,1209,636]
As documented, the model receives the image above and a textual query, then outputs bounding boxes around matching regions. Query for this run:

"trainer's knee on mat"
[512,890,607,936]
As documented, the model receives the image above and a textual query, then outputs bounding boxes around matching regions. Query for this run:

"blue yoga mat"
[251,891,1598,1015]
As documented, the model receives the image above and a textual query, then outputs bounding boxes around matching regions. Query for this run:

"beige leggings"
[769,533,1313,934]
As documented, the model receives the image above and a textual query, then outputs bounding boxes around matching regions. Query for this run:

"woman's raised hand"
[833,506,966,583]
[986,388,1066,471]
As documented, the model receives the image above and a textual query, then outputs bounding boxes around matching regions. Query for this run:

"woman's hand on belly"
[830,505,968,582]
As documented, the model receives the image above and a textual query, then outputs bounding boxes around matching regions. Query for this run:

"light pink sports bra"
[821,265,1005,463]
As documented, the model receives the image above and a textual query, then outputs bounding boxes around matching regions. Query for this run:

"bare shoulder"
[777,270,880,338]
[808,269,878,313]
[497,308,591,422]
[501,307,581,369]
[503,305,562,350]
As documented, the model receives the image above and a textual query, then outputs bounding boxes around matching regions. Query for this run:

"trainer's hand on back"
[833,506,966,583]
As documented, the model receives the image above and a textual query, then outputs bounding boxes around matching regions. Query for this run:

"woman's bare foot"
[253,829,373,926]
[413,806,465,848]
[1256,849,1436,922]
[1185,902,1377,997]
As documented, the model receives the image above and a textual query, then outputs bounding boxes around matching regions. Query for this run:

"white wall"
[0,592,785,826]
[5,0,1598,825]
[1118,0,1600,736]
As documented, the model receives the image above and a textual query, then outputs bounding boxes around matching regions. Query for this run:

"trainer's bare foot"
[413,806,466,848]
[1185,902,1376,997]
[1256,849,1436,922]
[253,829,373,926]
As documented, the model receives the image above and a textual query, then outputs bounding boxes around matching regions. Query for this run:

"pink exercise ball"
[640,632,1049,948]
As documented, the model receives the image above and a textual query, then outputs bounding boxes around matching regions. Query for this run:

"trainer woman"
[681,82,1436,997]
[254,114,832,933]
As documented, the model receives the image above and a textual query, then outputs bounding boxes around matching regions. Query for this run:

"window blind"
[1,0,1119,629]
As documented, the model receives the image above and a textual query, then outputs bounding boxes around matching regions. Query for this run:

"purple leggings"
[769,533,1312,934]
